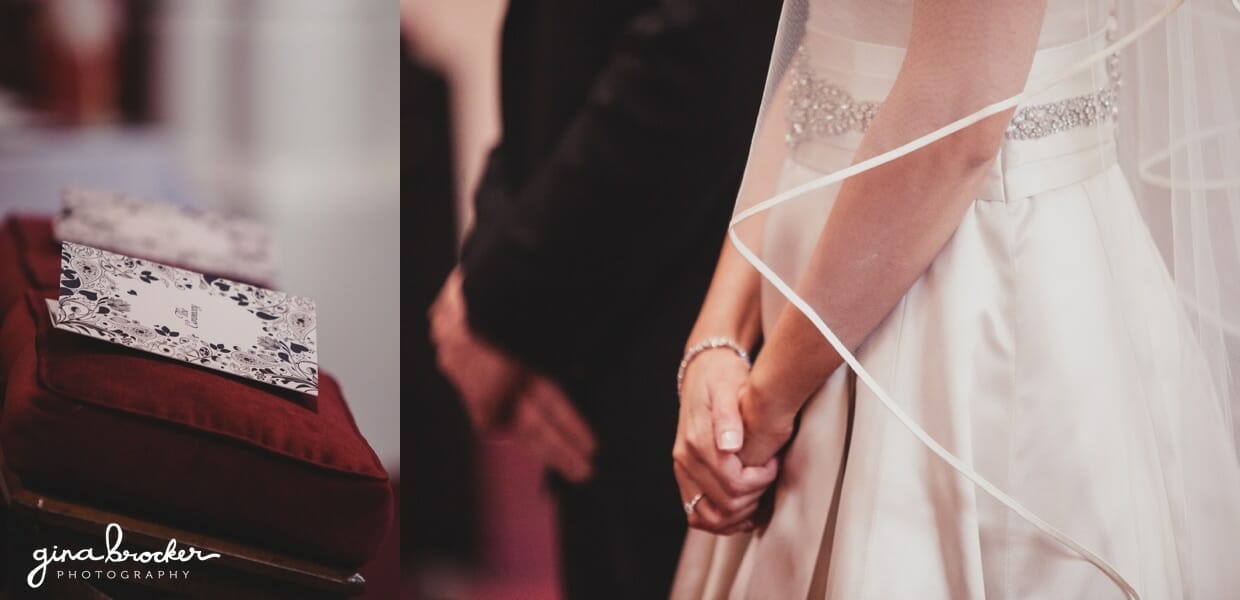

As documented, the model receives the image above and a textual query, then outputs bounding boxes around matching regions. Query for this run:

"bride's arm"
[672,75,792,534]
[739,0,1049,463]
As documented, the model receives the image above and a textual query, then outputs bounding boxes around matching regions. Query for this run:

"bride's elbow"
[935,115,1008,175]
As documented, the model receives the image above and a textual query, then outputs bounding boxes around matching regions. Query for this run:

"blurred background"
[0,0,401,596]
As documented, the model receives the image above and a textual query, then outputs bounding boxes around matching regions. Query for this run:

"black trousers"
[552,472,687,600]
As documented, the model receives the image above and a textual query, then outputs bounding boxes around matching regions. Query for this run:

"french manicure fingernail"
[719,430,740,451]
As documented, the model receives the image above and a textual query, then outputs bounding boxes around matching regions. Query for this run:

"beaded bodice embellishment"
[784,21,1122,148]
[1006,47,1121,141]
[783,49,881,147]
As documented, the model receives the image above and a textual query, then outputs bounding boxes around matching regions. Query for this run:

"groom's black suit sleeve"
[460,0,777,383]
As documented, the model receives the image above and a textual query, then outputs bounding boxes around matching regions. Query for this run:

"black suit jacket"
[460,0,780,489]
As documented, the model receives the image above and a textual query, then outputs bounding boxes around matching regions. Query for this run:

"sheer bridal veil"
[723,0,1240,597]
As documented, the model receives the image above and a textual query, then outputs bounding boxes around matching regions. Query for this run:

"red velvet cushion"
[0,216,60,318]
[0,294,49,396]
[0,294,393,567]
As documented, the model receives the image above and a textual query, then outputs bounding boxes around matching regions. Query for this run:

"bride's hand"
[673,350,779,535]
[736,380,797,468]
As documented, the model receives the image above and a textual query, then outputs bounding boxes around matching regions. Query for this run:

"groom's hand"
[430,267,524,430]
[510,374,597,483]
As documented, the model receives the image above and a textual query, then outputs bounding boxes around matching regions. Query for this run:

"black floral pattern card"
[48,242,318,396]
[53,186,277,286]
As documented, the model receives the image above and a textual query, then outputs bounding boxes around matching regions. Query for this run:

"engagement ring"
[684,493,704,516]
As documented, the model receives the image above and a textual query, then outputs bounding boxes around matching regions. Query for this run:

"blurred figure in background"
[34,0,122,124]
[0,0,154,126]
[429,0,781,597]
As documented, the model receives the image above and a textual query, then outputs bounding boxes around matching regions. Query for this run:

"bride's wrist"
[677,336,752,399]
[743,366,799,433]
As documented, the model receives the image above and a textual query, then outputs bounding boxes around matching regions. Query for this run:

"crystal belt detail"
[784,45,1122,148]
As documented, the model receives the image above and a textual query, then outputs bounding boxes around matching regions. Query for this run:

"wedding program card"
[48,242,319,396]
[53,187,278,286]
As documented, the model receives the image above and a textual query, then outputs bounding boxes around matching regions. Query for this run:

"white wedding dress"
[672,1,1240,598]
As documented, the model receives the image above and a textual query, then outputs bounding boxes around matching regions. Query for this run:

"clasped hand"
[430,268,597,483]
[672,350,796,535]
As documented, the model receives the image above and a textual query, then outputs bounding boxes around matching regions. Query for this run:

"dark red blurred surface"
[359,478,401,600]
[406,440,561,600]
